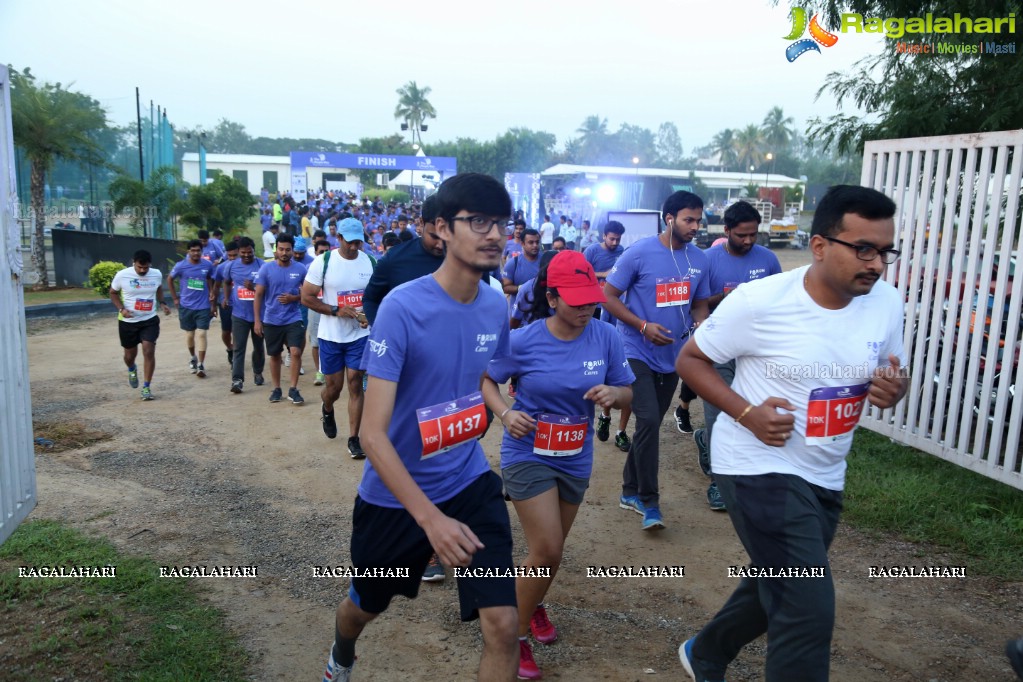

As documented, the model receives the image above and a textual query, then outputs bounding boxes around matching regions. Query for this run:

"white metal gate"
[0,64,37,544]
[860,130,1023,490]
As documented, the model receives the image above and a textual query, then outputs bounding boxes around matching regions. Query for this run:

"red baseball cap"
[546,251,606,307]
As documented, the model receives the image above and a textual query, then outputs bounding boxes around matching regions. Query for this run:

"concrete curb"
[25,296,175,320]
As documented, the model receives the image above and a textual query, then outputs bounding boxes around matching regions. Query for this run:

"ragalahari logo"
[784,7,839,61]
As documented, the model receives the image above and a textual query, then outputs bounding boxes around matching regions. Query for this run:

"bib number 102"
[833,402,863,420]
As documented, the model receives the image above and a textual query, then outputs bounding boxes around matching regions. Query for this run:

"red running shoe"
[518,638,542,679]
[530,604,558,644]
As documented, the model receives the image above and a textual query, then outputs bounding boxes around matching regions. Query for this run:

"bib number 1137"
[416,391,488,459]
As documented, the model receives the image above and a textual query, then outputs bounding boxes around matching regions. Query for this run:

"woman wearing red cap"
[483,250,635,680]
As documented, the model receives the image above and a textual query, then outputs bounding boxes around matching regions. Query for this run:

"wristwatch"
[330,305,340,316]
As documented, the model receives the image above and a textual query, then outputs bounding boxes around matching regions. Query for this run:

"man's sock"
[143,381,151,388]
[333,626,356,668]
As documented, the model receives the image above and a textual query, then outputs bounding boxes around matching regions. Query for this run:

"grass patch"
[23,287,96,307]
[33,420,111,453]
[845,429,1023,579]
[0,519,247,681]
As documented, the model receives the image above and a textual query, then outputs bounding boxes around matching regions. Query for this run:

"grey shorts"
[178,306,211,331]
[308,309,321,348]
[502,461,589,505]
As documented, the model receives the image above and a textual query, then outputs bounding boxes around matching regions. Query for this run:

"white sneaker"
[322,648,354,682]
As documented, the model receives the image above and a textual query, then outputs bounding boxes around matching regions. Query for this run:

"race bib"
[805,382,870,445]
[416,391,487,459]
[236,286,255,301]
[337,289,364,310]
[133,298,154,312]
[533,413,588,457]
[655,277,690,307]
[186,277,205,291]
[723,281,740,296]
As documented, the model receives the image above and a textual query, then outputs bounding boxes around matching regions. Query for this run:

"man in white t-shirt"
[301,217,375,459]
[561,218,579,250]
[262,223,278,260]
[675,185,909,682]
[109,249,172,400]
[539,214,555,251]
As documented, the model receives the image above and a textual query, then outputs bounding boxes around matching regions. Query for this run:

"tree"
[733,124,766,170]
[108,166,183,237]
[655,122,684,168]
[761,106,795,152]
[801,0,1023,153]
[177,174,256,234]
[573,115,611,164]
[10,66,110,287]
[208,118,252,154]
[613,124,658,168]
[393,81,436,148]
[711,128,739,171]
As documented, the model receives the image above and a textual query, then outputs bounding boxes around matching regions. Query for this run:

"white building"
[181,153,360,197]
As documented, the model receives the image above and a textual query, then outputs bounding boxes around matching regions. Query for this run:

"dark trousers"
[704,359,736,475]
[621,358,679,507]
[231,317,265,382]
[692,472,843,682]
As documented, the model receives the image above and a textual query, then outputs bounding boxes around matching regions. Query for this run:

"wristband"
[735,404,754,424]
[639,321,648,335]
[499,408,511,422]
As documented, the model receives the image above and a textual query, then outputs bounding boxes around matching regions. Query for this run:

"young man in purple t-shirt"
[167,239,216,377]
[253,233,308,404]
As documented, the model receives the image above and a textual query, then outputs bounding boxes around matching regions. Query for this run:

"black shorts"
[178,307,211,331]
[348,471,515,621]
[263,321,305,356]
[219,304,233,332]
[119,316,160,348]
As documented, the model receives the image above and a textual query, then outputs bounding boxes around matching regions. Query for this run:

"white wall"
[181,154,290,196]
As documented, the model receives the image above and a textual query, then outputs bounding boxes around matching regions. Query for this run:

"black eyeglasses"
[450,215,509,234]
[823,236,901,264]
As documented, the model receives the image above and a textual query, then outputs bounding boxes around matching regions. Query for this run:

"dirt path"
[21,253,1023,681]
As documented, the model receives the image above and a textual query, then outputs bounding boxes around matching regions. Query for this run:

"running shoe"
[421,553,445,582]
[231,379,243,394]
[189,357,198,374]
[694,428,712,477]
[1007,638,1023,680]
[679,637,724,682]
[284,353,291,367]
[300,367,305,376]
[642,506,665,531]
[614,431,631,452]
[596,414,611,442]
[517,639,542,680]
[140,387,153,401]
[707,482,726,511]
[348,436,365,460]
[314,371,325,386]
[288,387,304,404]
[127,368,139,389]
[196,364,206,378]
[530,605,558,644]
[619,494,646,515]
[321,404,338,439]
[674,405,693,434]
[322,647,354,682]
[253,373,265,386]
[268,387,282,403]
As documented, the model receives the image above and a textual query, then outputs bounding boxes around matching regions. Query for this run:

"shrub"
[87,261,124,298]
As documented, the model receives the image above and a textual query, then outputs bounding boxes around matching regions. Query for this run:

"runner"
[693,201,781,511]
[167,239,217,378]
[306,239,332,386]
[509,251,557,330]
[483,250,634,679]
[263,223,279,260]
[539,214,555,251]
[501,229,541,297]
[253,233,308,404]
[502,218,525,263]
[213,240,239,367]
[602,191,711,530]
[198,228,225,264]
[109,250,172,400]
[675,185,907,682]
[223,237,265,393]
[301,217,374,459]
[321,173,518,682]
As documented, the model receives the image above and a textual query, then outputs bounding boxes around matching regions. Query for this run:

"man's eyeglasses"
[450,215,509,234]
[823,236,901,264]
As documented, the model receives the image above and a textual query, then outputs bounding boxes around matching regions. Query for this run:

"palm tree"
[734,124,766,170]
[10,67,108,288]
[393,81,436,148]
[762,106,795,152]
[574,115,610,164]
[710,128,738,171]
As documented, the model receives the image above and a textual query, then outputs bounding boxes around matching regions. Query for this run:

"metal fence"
[860,129,1022,491]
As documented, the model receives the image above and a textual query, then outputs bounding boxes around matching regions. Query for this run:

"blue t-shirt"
[510,277,553,323]
[202,242,224,264]
[503,253,540,286]
[225,258,264,322]
[487,319,634,478]
[293,252,313,267]
[583,242,625,283]
[605,236,711,374]
[360,275,510,508]
[254,260,307,325]
[704,244,782,297]
[503,240,523,260]
[169,258,216,311]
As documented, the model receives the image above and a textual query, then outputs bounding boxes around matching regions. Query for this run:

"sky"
[2,0,886,154]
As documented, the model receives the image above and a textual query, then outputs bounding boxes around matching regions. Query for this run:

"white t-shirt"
[540,222,555,245]
[110,266,163,323]
[562,225,578,244]
[693,265,905,491]
[304,250,374,343]
[262,231,277,259]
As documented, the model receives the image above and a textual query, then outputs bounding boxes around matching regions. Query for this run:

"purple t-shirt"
[359,275,510,508]
[169,258,215,311]
[503,253,540,286]
[254,260,308,326]
[225,258,264,322]
[605,236,711,374]
[584,242,625,283]
[487,319,634,478]
[704,243,782,297]
[503,240,523,260]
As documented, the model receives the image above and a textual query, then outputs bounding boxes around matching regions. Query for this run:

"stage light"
[596,184,616,204]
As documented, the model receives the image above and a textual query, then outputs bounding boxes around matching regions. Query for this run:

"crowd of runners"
[108,173,1023,682]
